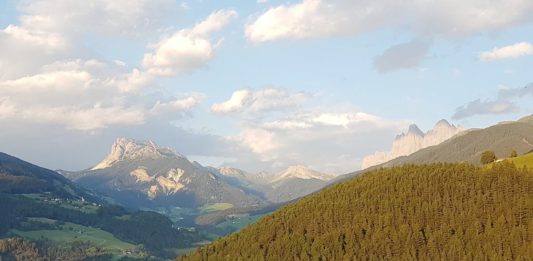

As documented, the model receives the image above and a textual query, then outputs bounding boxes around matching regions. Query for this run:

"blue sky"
[0,0,532,174]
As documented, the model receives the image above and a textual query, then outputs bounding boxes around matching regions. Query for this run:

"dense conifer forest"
[181,162,533,260]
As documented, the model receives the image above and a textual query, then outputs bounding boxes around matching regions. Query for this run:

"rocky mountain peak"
[406,124,424,136]
[434,119,451,128]
[273,165,334,182]
[362,119,465,169]
[218,166,248,178]
[91,138,181,170]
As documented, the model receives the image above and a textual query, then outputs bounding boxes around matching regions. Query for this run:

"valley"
[0,139,335,260]
[2,1,533,260]
[3,115,533,260]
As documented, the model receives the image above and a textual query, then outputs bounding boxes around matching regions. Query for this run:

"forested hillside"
[181,162,533,260]
[0,238,112,261]
[0,152,203,260]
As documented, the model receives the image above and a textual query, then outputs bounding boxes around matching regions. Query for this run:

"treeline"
[181,162,533,260]
[0,238,112,261]
[0,194,202,257]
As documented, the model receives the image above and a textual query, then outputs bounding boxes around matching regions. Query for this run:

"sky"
[0,0,532,174]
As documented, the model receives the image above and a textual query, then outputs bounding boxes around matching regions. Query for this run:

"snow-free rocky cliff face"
[63,138,264,209]
[62,138,337,209]
[91,138,180,170]
[362,120,465,169]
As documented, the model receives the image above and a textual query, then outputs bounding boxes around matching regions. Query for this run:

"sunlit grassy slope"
[507,152,533,169]
[11,220,136,255]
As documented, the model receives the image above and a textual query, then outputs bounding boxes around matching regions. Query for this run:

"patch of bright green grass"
[507,153,533,169]
[11,221,136,255]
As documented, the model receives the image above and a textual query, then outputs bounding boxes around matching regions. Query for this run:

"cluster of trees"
[181,162,533,260]
[480,149,521,164]
[0,238,112,261]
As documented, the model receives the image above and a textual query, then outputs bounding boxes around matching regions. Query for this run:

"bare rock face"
[91,138,180,170]
[362,120,465,169]
[65,138,264,209]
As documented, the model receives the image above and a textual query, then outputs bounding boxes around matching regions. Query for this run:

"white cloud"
[150,96,203,116]
[246,0,533,42]
[0,96,145,130]
[143,10,237,76]
[0,59,201,130]
[236,128,279,157]
[210,87,406,173]
[0,1,215,133]
[211,87,308,114]
[114,69,154,93]
[0,0,180,80]
[246,0,339,42]
[225,102,404,173]
[1,70,92,94]
[192,10,238,35]
[17,0,178,38]
[312,112,381,127]
[211,89,252,114]
[261,111,389,130]
[479,42,533,61]
[2,25,67,51]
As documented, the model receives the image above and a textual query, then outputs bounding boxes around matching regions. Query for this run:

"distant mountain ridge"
[272,165,334,183]
[332,115,533,184]
[377,117,533,168]
[63,138,335,209]
[62,138,264,209]
[212,164,335,203]
[362,119,464,169]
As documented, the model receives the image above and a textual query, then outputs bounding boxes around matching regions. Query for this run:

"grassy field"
[199,203,234,213]
[507,152,533,169]
[11,221,136,255]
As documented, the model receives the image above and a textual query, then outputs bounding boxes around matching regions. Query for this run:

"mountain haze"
[362,120,464,169]
[379,117,533,168]
[212,165,335,203]
[62,138,264,209]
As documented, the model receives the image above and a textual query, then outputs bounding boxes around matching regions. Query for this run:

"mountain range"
[3,114,533,260]
[61,138,335,209]
[362,119,464,169]
[212,165,335,203]
[377,115,533,168]
[179,115,533,260]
